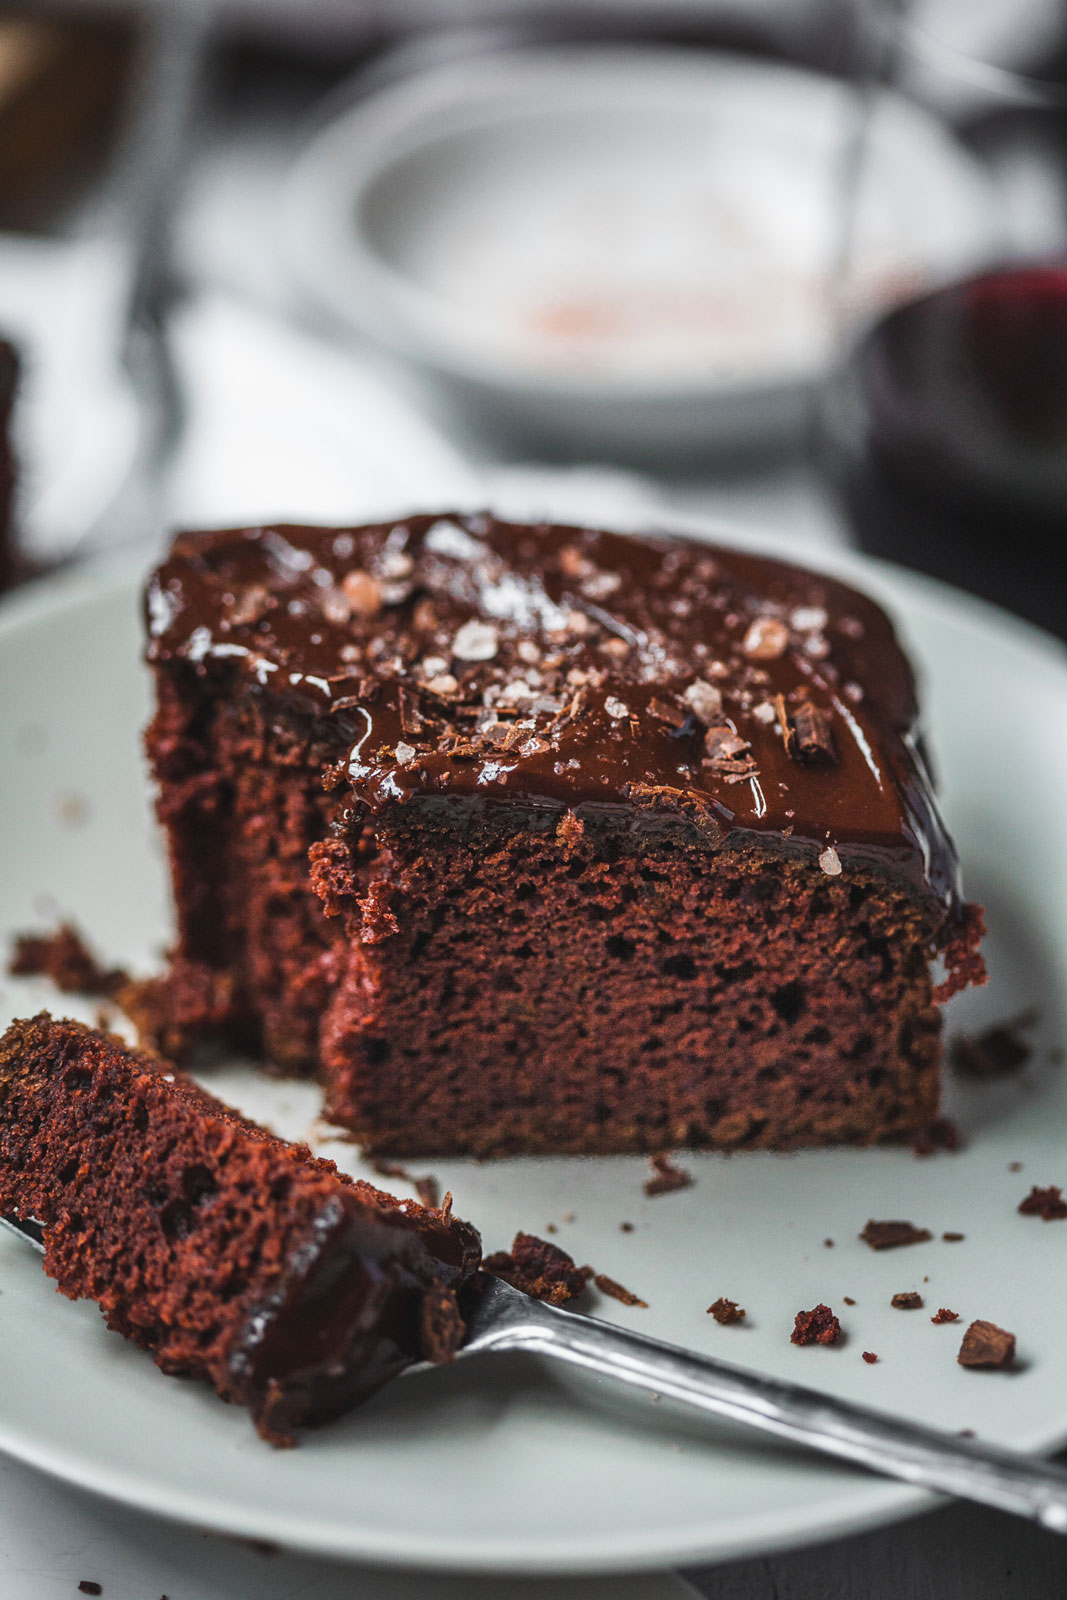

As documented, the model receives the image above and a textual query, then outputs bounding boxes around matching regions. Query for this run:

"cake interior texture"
[0,1014,480,1442]
[143,514,984,1156]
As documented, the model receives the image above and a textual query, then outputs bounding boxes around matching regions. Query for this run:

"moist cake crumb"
[593,1272,647,1308]
[0,1014,479,1444]
[644,1152,693,1197]
[860,1219,933,1250]
[1018,1185,1067,1220]
[932,1308,959,1324]
[708,1297,745,1324]
[791,1305,841,1346]
[862,1351,878,1364]
[843,1296,856,1306]
[958,1320,1015,1368]
[891,1292,923,1309]
[483,1232,591,1305]
[942,1231,965,1242]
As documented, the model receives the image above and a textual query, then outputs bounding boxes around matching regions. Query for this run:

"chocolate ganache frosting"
[145,513,962,915]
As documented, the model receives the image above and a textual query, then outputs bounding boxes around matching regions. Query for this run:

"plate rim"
[0,531,1065,1574]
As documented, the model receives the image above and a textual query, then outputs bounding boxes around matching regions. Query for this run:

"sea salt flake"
[425,519,486,561]
[604,696,629,720]
[395,741,416,766]
[452,620,499,661]
[684,679,723,721]
[581,571,622,600]
[819,846,843,876]
[791,606,828,632]
[752,700,777,724]
[377,549,414,580]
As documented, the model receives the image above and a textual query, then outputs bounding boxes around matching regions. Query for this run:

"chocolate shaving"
[958,1319,1015,1369]
[891,1292,924,1310]
[644,1152,694,1197]
[791,1304,841,1346]
[482,1232,591,1305]
[786,697,837,765]
[593,1272,647,1308]
[942,1231,965,1242]
[707,1297,745,1325]
[397,686,424,735]
[702,724,758,782]
[647,696,687,730]
[860,1219,933,1251]
[1018,1184,1067,1221]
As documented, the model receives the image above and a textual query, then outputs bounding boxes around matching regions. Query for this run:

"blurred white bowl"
[281,45,996,461]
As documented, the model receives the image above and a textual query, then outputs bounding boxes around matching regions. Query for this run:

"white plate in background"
[282,47,995,457]
[0,535,1065,1573]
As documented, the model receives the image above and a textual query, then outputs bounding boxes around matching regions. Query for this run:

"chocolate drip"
[145,514,961,914]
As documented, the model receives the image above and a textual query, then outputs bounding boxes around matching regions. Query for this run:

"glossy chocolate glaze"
[231,1190,480,1438]
[146,514,961,913]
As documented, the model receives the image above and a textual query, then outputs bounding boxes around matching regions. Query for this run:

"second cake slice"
[144,514,984,1155]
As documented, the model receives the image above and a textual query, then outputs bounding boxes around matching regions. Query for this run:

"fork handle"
[476,1281,1067,1532]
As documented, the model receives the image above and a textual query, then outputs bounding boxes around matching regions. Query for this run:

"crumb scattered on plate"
[791,1305,841,1346]
[644,1152,693,1197]
[1018,1184,1067,1220]
[593,1272,647,1308]
[860,1219,933,1250]
[958,1319,1015,1368]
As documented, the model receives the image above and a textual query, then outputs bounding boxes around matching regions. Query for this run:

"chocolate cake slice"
[143,514,984,1155]
[0,1014,480,1442]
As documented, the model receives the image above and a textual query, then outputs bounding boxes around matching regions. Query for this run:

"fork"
[4,1210,1067,1531]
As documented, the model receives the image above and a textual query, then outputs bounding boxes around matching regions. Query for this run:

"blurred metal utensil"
[5,1210,1067,1533]
[67,0,215,567]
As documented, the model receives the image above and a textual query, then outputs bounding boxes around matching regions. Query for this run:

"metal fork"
[4,1211,1066,1531]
